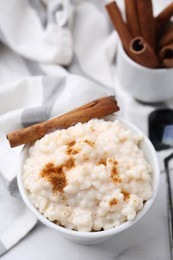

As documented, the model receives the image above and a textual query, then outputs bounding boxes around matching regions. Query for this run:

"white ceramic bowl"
[17,115,160,245]
[117,41,173,103]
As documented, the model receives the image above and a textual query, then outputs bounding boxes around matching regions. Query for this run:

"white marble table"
[2,173,171,260]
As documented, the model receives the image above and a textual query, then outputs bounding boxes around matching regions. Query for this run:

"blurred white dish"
[117,41,173,103]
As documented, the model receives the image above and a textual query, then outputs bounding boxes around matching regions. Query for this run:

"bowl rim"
[17,115,160,239]
[118,37,173,73]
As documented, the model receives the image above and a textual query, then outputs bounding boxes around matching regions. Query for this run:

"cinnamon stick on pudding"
[158,24,173,49]
[136,0,156,50]
[124,0,141,37]
[105,1,132,57]
[130,37,160,68]
[155,3,173,35]
[159,43,173,68]
[7,96,119,148]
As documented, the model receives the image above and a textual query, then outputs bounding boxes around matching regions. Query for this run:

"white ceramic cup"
[17,115,160,245]
[117,41,173,103]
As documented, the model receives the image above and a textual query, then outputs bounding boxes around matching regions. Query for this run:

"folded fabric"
[0,0,73,65]
[0,0,117,254]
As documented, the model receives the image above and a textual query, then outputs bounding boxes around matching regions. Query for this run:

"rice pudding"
[23,119,152,232]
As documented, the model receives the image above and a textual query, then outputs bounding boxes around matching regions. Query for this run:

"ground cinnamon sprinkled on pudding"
[66,141,80,155]
[97,158,107,166]
[40,158,75,193]
[84,139,95,147]
[109,159,122,183]
[112,177,122,183]
[67,141,76,147]
[65,158,75,170]
[40,162,67,193]
[121,189,131,201]
[108,158,118,165]
[109,198,119,207]
[66,146,80,156]
[112,164,118,175]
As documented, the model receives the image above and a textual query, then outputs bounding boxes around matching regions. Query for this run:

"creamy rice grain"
[23,119,152,232]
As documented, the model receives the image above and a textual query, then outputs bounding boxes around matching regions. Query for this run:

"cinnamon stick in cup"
[159,43,173,68]
[124,0,141,37]
[130,37,160,68]
[7,96,119,148]
[106,2,159,68]
[158,24,173,49]
[105,1,132,57]
[136,0,156,50]
[155,3,173,35]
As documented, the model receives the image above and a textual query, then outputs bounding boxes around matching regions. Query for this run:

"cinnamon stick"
[159,43,173,68]
[136,0,156,50]
[155,3,173,35]
[158,24,173,49]
[106,1,159,68]
[7,96,119,148]
[124,0,141,37]
[105,1,132,57]
[130,37,160,68]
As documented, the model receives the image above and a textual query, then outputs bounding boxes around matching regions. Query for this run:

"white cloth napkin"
[0,0,172,257]
[0,0,115,255]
